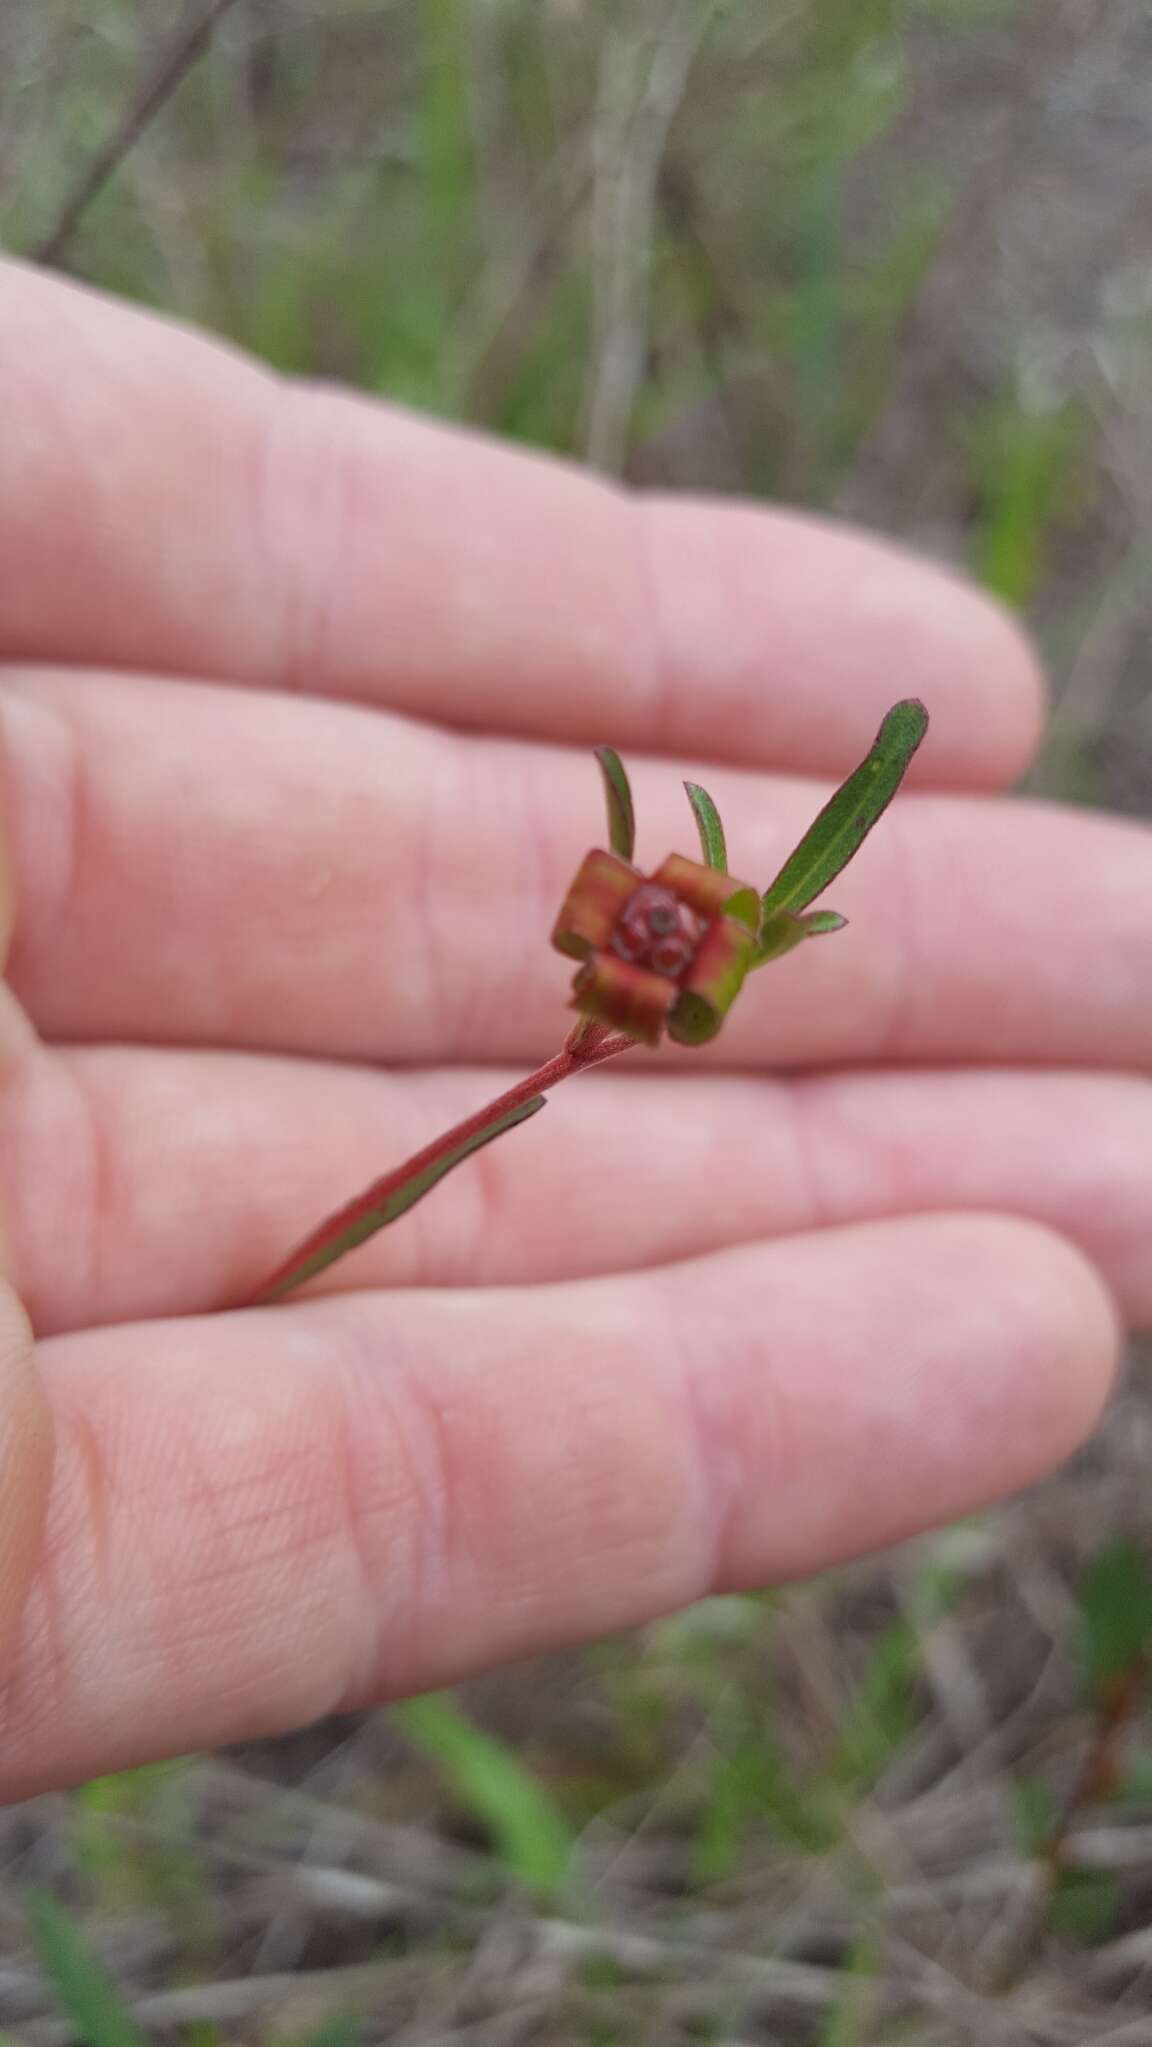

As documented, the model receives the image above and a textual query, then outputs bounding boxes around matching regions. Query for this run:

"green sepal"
[723,884,762,935]
[666,918,754,1045]
[753,907,847,967]
[760,699,928,920]
[683,780,728,871]
[594,746,636,861]
[666,990,730,1046]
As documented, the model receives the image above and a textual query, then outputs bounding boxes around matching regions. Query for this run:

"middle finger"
[4,667,1151,1073]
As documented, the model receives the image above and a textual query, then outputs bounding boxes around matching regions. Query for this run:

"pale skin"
[0,254,1148,1800]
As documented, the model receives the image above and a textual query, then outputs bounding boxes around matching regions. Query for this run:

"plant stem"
[238,1022,636,1308]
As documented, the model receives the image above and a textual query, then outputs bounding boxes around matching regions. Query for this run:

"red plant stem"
[238,1023,636,1309]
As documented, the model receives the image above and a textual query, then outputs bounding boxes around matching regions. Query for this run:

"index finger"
[0,257,1041,786]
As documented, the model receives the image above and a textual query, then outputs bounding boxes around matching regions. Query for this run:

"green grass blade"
[830,1617,920,1793]
[816,1935,881,2046]
[393,1693,574,1897]
[420,0,473,258]
[969,393,1082,610]
[760,698,927,919]
[594,746,636,861]
[26,1891,146,2047]
[683,780,728,871]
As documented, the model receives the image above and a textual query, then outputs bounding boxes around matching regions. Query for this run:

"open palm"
[0,257,1146,1798]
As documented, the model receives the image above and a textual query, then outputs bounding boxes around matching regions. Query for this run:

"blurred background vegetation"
[3,1,1152,2041]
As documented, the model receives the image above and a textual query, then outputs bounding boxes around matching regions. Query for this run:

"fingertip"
[822,539,1049,791]
[638,498,1048,788]
[671,1211,1121,1589]
[925,578,1048,790]
[977,1212,1122,1469]
[870,1210,1119,1507]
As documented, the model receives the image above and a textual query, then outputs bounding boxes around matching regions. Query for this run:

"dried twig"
[31,0,246,268]
[20,1961,425,2043]
[584,0,717,472]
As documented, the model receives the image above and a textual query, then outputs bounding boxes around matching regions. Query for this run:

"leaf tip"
[594,746,636,861]
[880,697,930,753]
[683,778,728,871]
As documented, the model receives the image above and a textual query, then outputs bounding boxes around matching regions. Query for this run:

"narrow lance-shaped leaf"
[683,779,728,871]
[594,745,636,861]
[251,1095,546,1304]
[755,907,847,966]
[759,699,928,923]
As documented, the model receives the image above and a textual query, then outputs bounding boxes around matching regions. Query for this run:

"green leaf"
[1078,1539,1152,1699]
[393,1693,574,1897]
[26,1891,146,2047]
[594,746,636,861]
[754,907,847,967]
[799,909,848,937]
[759,699,928,920]
[683,780,728,871]
[256,1095,546,1303]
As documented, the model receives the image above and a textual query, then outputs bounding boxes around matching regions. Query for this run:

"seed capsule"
[610,883,704,980]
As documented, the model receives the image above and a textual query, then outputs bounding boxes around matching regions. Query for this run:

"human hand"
[0,256,1147,1797]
